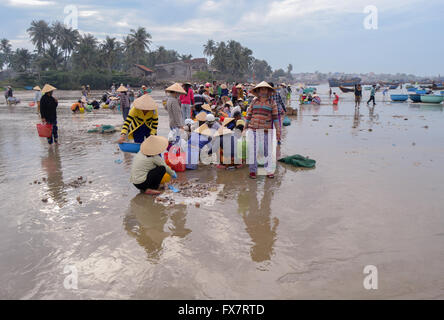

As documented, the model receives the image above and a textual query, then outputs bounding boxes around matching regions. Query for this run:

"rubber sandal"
[249,172,257,179]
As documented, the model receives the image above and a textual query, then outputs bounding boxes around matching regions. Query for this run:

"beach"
[0,85,443,299]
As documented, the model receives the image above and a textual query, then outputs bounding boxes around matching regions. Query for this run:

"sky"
[1,0,443,76]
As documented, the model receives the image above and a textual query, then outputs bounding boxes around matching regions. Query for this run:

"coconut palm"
[0,38,12,68]
[101,37,122,71]
[203,39,216,59]
[51,22,79,67]
[39,43,64,70]
[27,20,52,54]
[127,27,152,63]
[72,34,99,70]
[10,48,33,72]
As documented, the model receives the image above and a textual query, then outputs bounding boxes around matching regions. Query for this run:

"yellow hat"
[194,124,213,136]
[116,85,128,92]
[41,84,57,94]
[165,83,187,95]
[214,127,233,137]
[140,135,168,156]
[195,112,208,122]
[132,94,158,111]
[202,104,212,112]
[33,86,41,91]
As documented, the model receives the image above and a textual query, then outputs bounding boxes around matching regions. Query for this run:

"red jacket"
[180,88,195,105]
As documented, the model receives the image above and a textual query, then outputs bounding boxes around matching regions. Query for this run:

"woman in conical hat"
[39,84,59,145]
[33,86,42,113]
[118,94,159,144]
[164,83,186,144]
[130,135,177,195]
[245,81,280,179]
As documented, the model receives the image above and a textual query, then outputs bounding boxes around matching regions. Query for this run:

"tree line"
[0,19,294,89]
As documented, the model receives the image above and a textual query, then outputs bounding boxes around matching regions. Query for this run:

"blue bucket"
[118,143,140,153]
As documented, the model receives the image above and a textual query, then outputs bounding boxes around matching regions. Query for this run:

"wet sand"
[0,86,443,299]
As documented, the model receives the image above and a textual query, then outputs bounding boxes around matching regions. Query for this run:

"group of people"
[116,81,292,195]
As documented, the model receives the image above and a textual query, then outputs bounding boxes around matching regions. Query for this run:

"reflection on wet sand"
[237,179,280,263]
[124,194,191,261]
[352,107,361,131]
[41,147,68,207]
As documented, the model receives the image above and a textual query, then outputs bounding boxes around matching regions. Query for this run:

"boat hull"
[409,94,421,103]
[390,94,408,102]
[420,95,444,104]
[339,86,355,93]
[328,78,361,87]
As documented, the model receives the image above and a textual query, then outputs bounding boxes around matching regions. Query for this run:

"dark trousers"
[133,124,151,143]
[122,107,130,121]
[47,120,58,144]
[367,95,376,105]
[134,166,166,191]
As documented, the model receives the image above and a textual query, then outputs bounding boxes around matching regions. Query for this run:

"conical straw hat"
[140,135,169,156]
[116,85,128,92]
[194,124,213,136]
[132,94,158,111]
[224,100,233,107]
[251,81,275,96]
[202,104,212,112]
[195,112,208,122]
[236,84,243,89]
[221,84,227,89]
[33,86,41,91]
[214,127,233,137]
[41,84,57,94]
[222,117,235,127]
[165,83,186,95]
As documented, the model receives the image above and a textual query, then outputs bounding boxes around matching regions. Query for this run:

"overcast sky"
[1,0,443,76]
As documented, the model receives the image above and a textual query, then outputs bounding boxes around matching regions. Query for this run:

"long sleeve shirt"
[40,94,58,122]
[121,107,159,139]
[180,88,194,105]
[130,152,175,184]
[245,97,279,132]
[166,97,184,129]
[120,93,130,109]
[272,92,286,113]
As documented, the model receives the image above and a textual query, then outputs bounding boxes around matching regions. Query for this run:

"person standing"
[39,84,59,145]
[5,86,13,105]
[354,84,362,108]
[329,87,332,98]
[231,83,239,104]
[117,85,130,120]
[180,82,194,121]
[269,82,286,144]
[367,84,376,106]
[245,81,280,179]
[165,83,186,143]
[33,86,42,113]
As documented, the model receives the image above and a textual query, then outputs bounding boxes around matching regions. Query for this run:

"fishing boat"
[364,86,372,90]
[303,87,316,94]
[389,84,399,90]
[420,95,444,104]
[407,87,417,92]
[328,77,361,87]
[409,94,421,103]
[24,86,33,90]
[390,94,408,102]
[339,86,354,93]
[415,89,427,95]
[306,82,320,86]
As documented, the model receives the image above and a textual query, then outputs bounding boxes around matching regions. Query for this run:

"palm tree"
[27,20,52,54]
[101,37,121,71]
[72,34,99,70]
[203,39,216,60]
[51,22,79,67]
[127,27,152,63]
[180,54,193,61]
[0,38,12,69]
[10,48,33,72]
[40,43,64,70]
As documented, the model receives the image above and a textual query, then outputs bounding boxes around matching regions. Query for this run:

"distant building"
[154,58,208,81]
[130,64,155,82]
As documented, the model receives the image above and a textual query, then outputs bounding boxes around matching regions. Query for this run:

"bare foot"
[144,189,161,195]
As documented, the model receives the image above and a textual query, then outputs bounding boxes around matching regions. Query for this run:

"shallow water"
[0,86,443,299]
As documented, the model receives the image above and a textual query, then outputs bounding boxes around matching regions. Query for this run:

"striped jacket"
[245,97,279,131]
[121,107,158,140]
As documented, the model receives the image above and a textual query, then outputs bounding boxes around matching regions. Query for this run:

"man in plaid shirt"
[269,82,286,142]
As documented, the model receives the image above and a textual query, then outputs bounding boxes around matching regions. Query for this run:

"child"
[130,135,177,196]
[333,92,339,105]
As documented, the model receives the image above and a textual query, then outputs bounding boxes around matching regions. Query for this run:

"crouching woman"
[130,135,177,196]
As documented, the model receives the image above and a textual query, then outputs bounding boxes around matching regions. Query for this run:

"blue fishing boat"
[420,95,444,104]
[415,89,427,94]
[328,77,361,87]
[389,84,399,90]
[409,94,421,103]
[24,86,33,90]
[407,87,417,92]
[390,94,408,102]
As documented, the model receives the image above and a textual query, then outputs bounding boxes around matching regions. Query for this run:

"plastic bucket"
[36,123,53,138]
[118,143,141,153]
